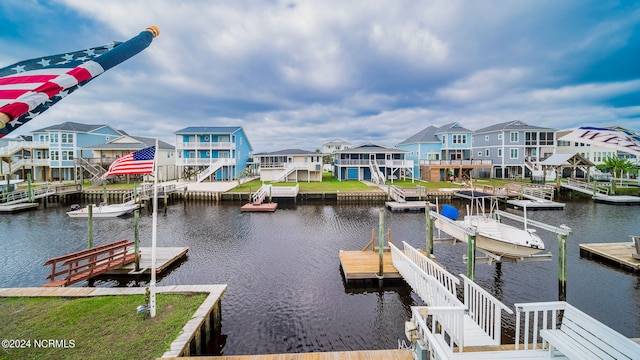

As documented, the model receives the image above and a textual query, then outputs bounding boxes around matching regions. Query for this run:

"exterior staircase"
[77,158,107,185]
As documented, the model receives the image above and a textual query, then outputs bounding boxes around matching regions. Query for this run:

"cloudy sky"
[1,0,639,152]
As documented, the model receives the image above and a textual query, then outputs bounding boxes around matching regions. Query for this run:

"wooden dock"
[208,350,412,360]
[507,199,565,210]
[241,202,278,212]
[0,202,39,212]
[339,249,403,282]
[385,200,432,212]
[104,246,189,275]
[579,242,640,272]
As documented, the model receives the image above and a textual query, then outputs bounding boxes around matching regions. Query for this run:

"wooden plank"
[579,242,640,271]
[104,247,189,275]
[339,250,403,281]
[241,202,278,212]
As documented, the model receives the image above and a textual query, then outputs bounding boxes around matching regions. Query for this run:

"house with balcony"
[396,122,490,181]
[0,122,125,182]
[333,143,413,184]
[256,149,323,182]
[174,126,252,182]
[80,135,176,183]
[472,120,556,179]
[322,138,351,154]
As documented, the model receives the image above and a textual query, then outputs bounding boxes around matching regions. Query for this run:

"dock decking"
[507,199,565,210]
[0,202,39,212]
[339,249,403,282]
[579,241,640,272]
[385,200,431,211]
[104,246,189,275]
[241,202,278,212]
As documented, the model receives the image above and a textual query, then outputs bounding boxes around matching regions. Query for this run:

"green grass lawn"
[0,293,205,360]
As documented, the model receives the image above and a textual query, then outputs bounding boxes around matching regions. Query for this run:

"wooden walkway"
[579,241,640,272]
[104,246,189,275]
[208,350,412,360]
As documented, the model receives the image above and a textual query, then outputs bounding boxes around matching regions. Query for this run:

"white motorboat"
[66,202,139,218]
[435,200,545,259]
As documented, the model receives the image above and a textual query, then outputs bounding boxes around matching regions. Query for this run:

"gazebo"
[539,153,595,187]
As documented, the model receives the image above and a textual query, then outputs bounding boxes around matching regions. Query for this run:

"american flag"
[0,27,158,139]
[102,146,156,178]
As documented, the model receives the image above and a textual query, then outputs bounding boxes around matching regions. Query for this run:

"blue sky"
[1,0,639,152]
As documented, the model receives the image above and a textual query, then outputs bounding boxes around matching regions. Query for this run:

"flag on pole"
[0,26,160,138]
[102,146,156,178]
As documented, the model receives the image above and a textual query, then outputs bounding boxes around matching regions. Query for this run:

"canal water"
[0,196,638,355]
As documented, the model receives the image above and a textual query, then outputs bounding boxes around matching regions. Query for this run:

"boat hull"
[66,204,139,218]
[434,216,545,259]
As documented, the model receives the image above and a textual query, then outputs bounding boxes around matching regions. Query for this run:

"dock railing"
[460,274,513,345]
[398,241,460,294]
[252,184,269,204]
[411,305,466,356]
[514,301,565,350]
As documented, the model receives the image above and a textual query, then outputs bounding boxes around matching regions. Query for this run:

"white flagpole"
[150,139,159,317]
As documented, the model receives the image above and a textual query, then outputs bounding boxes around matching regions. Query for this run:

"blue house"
[174,126,252,181]
[333,143,413,184]
[30,122,125,181]
[396,123,488,181]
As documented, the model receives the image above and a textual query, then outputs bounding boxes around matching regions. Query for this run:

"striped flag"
[0,26,159,138]
[102,146,156,178]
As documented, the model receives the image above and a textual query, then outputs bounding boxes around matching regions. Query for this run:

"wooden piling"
[134,210,140,271]
[378,209,384,278]
[558,233,567,301]
[426,210,433,255]
[467,233,476,281]
[87,204,93,249]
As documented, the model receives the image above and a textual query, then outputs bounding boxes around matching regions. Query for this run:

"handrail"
[514,301,566,350]
[401,242,460,294]
[460,274,513,345]
[412,305,466,354]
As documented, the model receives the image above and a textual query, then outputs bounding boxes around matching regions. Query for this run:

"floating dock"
[240,202,278,212]
[0,202,39,212]
[104,246,189,275]
[594,194,640,205]
[507,199,565,210]
[385,200,432,211]
[339,249,403,282]
[579,242,640,272]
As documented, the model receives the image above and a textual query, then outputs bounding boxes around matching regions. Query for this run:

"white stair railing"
[460,274,513,345]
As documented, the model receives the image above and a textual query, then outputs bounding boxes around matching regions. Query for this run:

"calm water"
[0,196,639,355]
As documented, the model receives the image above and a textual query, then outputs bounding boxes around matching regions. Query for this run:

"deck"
[241,202,278,212]
[507,199,565,210]
[0,202,39,212]
[385,200,431,211]
[579,241,640,272]
[339,249,403,281]
[104,246,189,275]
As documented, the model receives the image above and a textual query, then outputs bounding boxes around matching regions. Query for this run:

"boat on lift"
[434,191,545,259]
[66,201,139,218]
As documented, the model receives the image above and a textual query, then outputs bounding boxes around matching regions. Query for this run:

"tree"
[598,156,637,179]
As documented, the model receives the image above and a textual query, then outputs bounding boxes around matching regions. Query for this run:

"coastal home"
[333,143,413,184]
[322,138,351,154]
[0,135,49,182]
[174,126,252,181]
[80,135,176,182]
[472,120,556,179]
[555,129,637,166]
[396,122,491,181]
[256,149,323,182]
[13,122,126,181]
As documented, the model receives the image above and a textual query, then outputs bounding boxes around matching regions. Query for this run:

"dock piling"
[87,204,93,249]
[467,233,476,281]
[378,208,384,278]
[426,210,433,255]
[558,233,567,301]
[134,210,140,271]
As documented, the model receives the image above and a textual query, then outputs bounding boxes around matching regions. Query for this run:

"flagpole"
[150,138,159,317]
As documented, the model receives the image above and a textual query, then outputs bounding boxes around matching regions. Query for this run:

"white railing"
[270,184,299,197]
[196,161,226,182]
[176,158,236,167]
[369,159,385,184]
[271,163,320,182]
[566,178,610,196]
[514,301,565,350]
[399,242,460,295]
[388,185,406,202]
[175,141,235,150]
[419,159,492,166]
[411,306,466,356]
[252,184,270,204]
[0,140,50,156]
[460,274,513,345]
[521,185,555,201]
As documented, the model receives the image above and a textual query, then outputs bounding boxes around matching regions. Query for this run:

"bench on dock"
[43,240,136,287]
[539,302,640,359]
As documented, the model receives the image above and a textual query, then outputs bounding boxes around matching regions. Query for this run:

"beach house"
[256,149,323,182]
[174,126,252,181]
[333,143,413,184]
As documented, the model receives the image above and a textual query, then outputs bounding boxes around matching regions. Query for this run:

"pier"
[579,238,640,272]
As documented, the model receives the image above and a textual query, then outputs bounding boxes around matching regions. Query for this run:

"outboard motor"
[70,204,81,211]
[441,204,459,220]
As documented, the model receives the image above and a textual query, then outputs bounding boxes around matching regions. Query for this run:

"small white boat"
[66,202,139,218]
[435,198,545,259]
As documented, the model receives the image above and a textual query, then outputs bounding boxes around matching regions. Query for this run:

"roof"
[323,138,350,146]
[474,120,556,134]
[540,153,594,167]
[174,126,243,134]
[81,136,174,150]
[397,122,472,145]
[257,149,319,156]
[31,121,125,134]
[335,143,407,154]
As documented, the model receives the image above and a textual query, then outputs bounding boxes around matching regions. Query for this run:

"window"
[525,132,537,145]
[498,133,503,140]
[50,133,58,143]
[452,134,467,144]
[498,149,502,157]
[485,135,489,141]
[442,136,446,144]
[540,132,554,145]
[510,132,519,142]
[61,133,72,143]
[61,151,74,161]
[50,151,59,160]
[510,148,518,159]
[485,149,490,157]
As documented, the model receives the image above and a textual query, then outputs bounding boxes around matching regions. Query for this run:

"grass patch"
[0,293,206,360]
[229,172,376,193]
